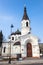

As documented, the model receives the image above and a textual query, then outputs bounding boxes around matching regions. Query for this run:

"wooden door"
[27,43,32,57]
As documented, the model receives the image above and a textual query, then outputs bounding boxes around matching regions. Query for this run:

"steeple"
[22,6,29,20]
[21,6,31,35]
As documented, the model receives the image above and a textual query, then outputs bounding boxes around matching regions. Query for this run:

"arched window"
[26,22,28,27]
[12,37,14,40]
[40,49,41,53]
[3,47,6,53]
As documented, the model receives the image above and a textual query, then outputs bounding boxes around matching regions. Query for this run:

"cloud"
[0,16,13,20]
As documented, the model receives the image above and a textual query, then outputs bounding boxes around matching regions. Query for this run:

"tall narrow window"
[26,22,28,27]
[12,37,14,40]
[40,49,41,53]
[3,47,6,53]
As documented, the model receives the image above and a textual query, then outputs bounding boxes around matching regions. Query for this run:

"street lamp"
[8,24,14,64]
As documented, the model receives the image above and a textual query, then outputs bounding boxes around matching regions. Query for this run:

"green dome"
[11,29,21,35]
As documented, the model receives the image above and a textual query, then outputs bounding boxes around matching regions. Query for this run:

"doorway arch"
[27,43,32,57]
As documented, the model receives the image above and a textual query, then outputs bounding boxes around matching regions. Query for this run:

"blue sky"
[0,0,43,42]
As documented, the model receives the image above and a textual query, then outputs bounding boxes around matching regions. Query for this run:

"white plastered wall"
[2,42,10,56]
[30,35,40,58]
[20,34,40,58]
[21,20,30,35]
[21,36,32,58]
[11,45,21,58]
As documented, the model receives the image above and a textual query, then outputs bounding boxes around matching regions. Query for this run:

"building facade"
[2,7,40,58]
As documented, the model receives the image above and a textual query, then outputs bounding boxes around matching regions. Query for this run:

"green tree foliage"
[0,31,3,47]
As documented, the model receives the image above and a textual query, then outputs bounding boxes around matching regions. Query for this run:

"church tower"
[21,7,31,35]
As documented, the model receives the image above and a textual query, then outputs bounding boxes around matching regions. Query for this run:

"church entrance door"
[27,43,32,57]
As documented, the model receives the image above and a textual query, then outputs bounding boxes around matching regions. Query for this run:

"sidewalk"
[0,58,43,65]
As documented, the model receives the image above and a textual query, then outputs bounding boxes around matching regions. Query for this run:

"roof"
[39,43,43,48]
[22,6,29,20]
[13,41,21,45]
[11,29,21,35]
[39,43,43,53]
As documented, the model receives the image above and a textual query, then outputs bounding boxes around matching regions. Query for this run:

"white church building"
[2,7,40,58]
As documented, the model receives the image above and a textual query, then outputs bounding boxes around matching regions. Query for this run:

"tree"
[0,31,3,47]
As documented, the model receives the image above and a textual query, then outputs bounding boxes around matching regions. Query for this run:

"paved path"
[0,58,43,65]
[0,63,43,65]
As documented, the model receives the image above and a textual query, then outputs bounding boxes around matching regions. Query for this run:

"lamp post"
[9,24,14,64]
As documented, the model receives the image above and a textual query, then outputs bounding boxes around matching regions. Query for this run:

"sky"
[0,0,43,42]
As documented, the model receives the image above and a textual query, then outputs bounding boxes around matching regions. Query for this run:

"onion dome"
[11,29,21,35]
